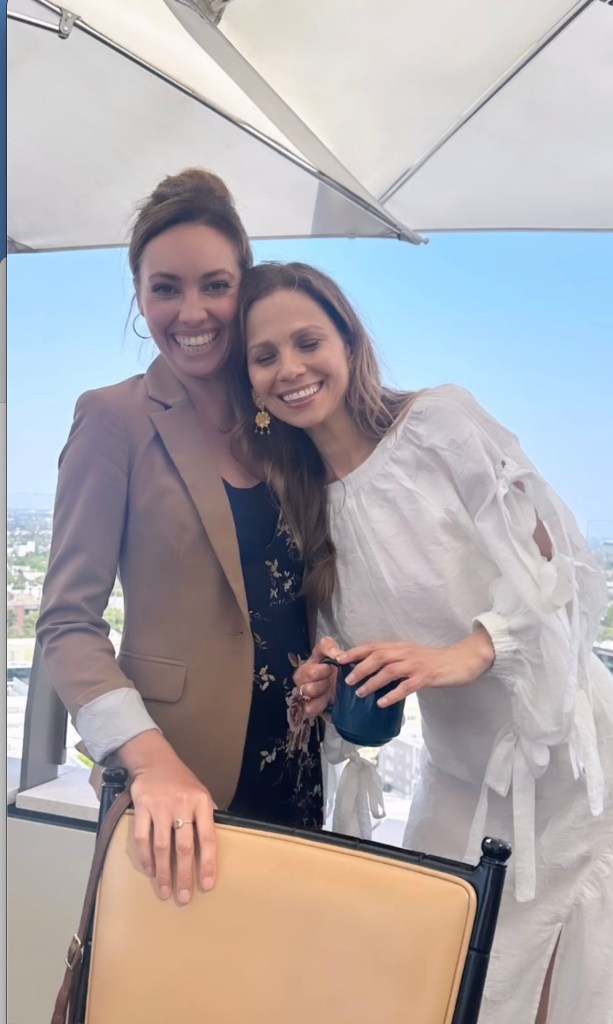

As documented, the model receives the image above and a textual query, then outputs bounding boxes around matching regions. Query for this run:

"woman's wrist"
[466,624,496,673]
[117,730,180,777]
[450,625,495,682]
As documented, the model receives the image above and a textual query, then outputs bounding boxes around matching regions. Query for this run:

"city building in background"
[6,505,613,833]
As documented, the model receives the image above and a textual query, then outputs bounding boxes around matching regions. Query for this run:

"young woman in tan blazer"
[36,171,331,905]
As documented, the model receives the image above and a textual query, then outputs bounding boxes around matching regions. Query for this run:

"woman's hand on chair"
[117,731,217,904]
[293,635,342,716]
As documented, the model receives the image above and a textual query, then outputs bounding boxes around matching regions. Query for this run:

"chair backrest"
[84,808,510,1024]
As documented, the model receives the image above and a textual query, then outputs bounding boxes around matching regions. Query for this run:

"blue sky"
[7,232,613,536]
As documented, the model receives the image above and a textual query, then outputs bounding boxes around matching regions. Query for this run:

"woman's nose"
[278,351,306,379]
[178,290,209,324]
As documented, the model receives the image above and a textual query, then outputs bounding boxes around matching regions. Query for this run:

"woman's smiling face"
[138,221,241,383]
[246,288,352,432]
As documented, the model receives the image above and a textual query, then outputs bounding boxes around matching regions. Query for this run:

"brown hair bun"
[129,167,252,281]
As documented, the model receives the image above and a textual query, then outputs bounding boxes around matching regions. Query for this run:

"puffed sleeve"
[37,389,158,754]
[411,385,608,898]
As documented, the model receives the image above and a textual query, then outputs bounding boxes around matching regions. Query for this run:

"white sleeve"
[412,386,608,899]
[416,386,606,747]
[76,688,161,764]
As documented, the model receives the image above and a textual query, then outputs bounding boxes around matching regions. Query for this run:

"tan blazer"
[37,356,254,809]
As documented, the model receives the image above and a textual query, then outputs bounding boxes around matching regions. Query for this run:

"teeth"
[281,383,322,403]
[174,332,216,350]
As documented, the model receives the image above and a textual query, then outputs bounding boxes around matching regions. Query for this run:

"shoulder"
[65,375,151,466]
[75,373,147,416]
[411,383,491,425]
[73,375,153,443]
[403,384,520,453]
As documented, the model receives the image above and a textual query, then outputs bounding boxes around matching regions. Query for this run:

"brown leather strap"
[51,789,132,1024]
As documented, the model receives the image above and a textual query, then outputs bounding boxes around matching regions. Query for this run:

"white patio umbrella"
[7,0,613,254]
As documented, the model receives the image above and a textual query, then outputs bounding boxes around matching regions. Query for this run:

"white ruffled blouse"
[319,385,611,902]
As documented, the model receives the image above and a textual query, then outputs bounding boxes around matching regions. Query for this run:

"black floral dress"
[225,481,323,829]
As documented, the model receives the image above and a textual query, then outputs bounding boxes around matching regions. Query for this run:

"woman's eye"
[253,352,275,366]
[300,340,320,351]
[151,283,176,295]
[205,280,231,293]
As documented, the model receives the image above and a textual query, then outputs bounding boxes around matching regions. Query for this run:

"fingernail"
[159,885,171,900]
[178,889,191,905]
[202,877,215,892]
[345,672,355,685]
[356,687,366,698]
[336,653,347,663]
[377,697,389,708]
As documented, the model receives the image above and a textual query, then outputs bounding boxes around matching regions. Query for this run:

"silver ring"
[299,685,309,702]
[172,818,194,830]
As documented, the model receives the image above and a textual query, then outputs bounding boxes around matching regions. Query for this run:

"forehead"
[140,222,239,276]
[247,288,334,338]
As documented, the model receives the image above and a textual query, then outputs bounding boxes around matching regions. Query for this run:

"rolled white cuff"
[472,611,517,664]
[76,687,160,763]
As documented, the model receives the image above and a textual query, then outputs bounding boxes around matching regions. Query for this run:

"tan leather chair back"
[86,812,477,1024]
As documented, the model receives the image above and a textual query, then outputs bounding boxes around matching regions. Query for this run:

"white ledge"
[16,765,100,822]
[7,757,22,805]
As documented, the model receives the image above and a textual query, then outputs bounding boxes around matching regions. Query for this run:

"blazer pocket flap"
[117,651,187,704]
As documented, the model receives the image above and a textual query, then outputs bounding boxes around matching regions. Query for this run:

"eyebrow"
[147,269,236,281]
[290,324,326,339]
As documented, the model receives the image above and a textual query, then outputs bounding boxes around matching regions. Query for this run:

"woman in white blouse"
[236,261,613,1024]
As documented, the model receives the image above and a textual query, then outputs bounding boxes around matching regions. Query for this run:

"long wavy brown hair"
[232,262,419,608]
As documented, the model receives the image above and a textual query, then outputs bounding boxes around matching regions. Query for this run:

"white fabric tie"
[332,750,386,839]
[465,728,550,903]
[323,725,385,840]
[569,689,605,817]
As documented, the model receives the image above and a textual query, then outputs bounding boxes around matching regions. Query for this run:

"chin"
[284,412,326,431]
[179,348,229,376]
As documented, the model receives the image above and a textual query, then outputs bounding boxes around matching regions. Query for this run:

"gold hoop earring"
[253,396,271,435]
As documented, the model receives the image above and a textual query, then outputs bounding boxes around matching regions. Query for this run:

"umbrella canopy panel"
[217,0,613,230]
[8,0,412,251]
[219,0,586,196]
[386,1,613,230]
[7,0,613,252]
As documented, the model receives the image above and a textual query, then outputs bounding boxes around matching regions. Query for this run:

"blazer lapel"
[145,358,249,626]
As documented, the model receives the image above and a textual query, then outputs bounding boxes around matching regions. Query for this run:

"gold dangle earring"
[253,395,271,435]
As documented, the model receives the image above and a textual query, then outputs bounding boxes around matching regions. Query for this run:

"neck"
[179,369,261,486]
[180,373,235,433]
[307,408,377,482]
